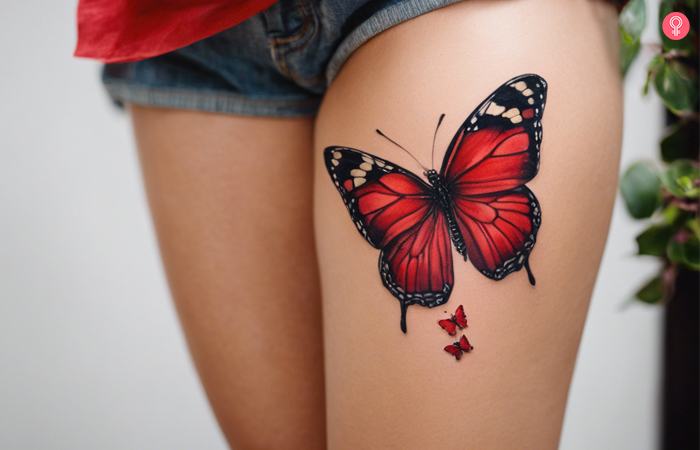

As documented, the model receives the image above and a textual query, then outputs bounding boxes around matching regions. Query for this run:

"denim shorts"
[102,0,463,117]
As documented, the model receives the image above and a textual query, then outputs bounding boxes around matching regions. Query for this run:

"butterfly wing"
[440,74,546,192]
[325,147,454,333]
[459,335,473,352]
[444,344,462,360]
[454,304,467,328]
[441,74,546,281]
[438,318,457,336]
[452,187,540,282]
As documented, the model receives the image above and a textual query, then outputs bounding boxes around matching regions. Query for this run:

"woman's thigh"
[129,106,325,450]
[314,1,622,449]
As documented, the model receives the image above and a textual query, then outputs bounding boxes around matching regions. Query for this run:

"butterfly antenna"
[376,129,429,173]
[431,114,445,170]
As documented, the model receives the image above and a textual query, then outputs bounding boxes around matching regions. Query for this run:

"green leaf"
[620,32,642,75]
[667,235,700,270]
[677,176,693,190]
[653,59,699,114]
[662,204,682,224]
[659,0,695,53]
[644,56,664,95]
[686,217,700,238]
[682,240,699,269]
[637,225,674,256]
[635,276,665,303]
[667,237,684,261]
[621,0,647,39]
[619,0,647,74]
[620,162,663,218]
[661,120,699,162]
[659,159,700,197]
[685,247,700,269]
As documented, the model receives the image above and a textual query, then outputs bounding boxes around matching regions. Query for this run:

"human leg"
[130,106,325,449]
[314,1,622,448]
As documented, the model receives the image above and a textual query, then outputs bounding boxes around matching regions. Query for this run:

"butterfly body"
[324,74,547,333]
[425,170,468,259]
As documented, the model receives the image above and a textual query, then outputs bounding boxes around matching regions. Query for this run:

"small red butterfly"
[444,335,473,360]
[438,304,468,335]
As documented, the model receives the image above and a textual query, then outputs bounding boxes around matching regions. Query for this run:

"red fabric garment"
[74,0,279,63]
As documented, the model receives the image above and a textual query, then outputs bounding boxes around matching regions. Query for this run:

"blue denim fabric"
[102,0,463,116]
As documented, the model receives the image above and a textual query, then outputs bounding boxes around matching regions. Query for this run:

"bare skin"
[128,1,621,449]
[129,108,325,450]
[314,1,622,449]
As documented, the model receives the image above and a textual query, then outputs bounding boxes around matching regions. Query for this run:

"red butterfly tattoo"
[444,335,474,360]
[438,304,468,335]
[324,75,546,333]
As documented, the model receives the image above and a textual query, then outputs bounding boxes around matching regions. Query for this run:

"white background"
[0,1,665,449]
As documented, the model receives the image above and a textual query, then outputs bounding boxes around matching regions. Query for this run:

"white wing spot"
[485,103,506,116]
[510,115,523,124]
[362,156,374,164]
[354,177,366,187]
[350,169,366,177]
[359,162,372,171]
[502,108,520,119]
[522,88,534,96]
[513,81,527,91]
[528,98,534,105]
[333,151,342,159]
[375,160,386,168]
[331,159,339,166]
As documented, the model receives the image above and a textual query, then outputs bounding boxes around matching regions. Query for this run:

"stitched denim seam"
[104,81,321,106]
[271,0,313,44]
[269,0,325,84]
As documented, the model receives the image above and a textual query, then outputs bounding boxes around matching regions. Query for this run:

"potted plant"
[618,0,698,447]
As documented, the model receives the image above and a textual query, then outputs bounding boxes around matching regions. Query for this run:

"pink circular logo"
[662,12,689,40]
